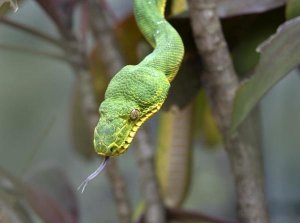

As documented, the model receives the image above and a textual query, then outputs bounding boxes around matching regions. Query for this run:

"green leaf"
[286,0,300,20]
[231,17,300,132]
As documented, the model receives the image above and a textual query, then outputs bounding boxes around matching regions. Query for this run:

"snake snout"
[94,139,116,157]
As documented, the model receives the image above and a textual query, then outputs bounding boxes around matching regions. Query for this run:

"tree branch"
[0,43,75,64]
[88,0,124,76]
[0,17,67,49]
[34,0,75,40]
[84,1,134,223]
[76,66,132,223]
[77,58,132,223]
[88,1,166,223]
[187,0,269,222]
[105,159,132,223]
[135,126,166,223]
[2,2,133,223]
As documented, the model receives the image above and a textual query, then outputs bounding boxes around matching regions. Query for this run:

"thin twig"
[105,159,132,223]
[187,0,269,223]
[71,0,164,222]
[88,1,166,222]
[79,63,133,221]
[88,0,124,76]
[135,127,166,223]
[83,1,133,223]
[0,43,74,64]
[34,0,74,40]
[76,60,132,223]
[0,17,67,49]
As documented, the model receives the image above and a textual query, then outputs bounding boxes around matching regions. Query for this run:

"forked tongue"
[78,156,109,193]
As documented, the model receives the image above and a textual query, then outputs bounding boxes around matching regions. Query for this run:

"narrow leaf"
[285,0,300,19]
[231,17,300,132]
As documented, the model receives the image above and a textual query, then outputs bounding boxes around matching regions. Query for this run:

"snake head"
[94,99,142,157]
[93,65,170,157]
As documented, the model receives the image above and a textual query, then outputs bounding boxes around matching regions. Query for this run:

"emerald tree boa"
[79,0,184,192]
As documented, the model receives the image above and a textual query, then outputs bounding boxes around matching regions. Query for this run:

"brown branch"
[135,127,166,223]
[34,0,75,40]
[88,0,124,77]
[84,1,133,223]
[187,0,269,223]
[88,1,166,223]
[105,159,132,223]
[4,3,132,223]
[0,43,75,64]
[0,17,67,49]
[77,60,132,223]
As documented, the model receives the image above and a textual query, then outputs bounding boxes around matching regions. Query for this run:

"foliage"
[231,17,300,132]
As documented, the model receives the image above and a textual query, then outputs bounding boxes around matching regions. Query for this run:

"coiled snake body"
[94,0,184,157]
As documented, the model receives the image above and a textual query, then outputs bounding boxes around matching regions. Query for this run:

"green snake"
[79,0,184,191]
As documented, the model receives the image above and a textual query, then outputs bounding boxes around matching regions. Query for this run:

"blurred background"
[0,0,300,223]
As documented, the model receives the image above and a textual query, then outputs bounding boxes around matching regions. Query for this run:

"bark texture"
[135,127,166,223]
[188,0,269,222]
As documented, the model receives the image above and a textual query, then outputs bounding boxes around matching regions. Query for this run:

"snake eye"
[130,109,140,120]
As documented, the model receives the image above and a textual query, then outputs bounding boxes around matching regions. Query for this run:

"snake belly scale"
[93,0,184,157]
